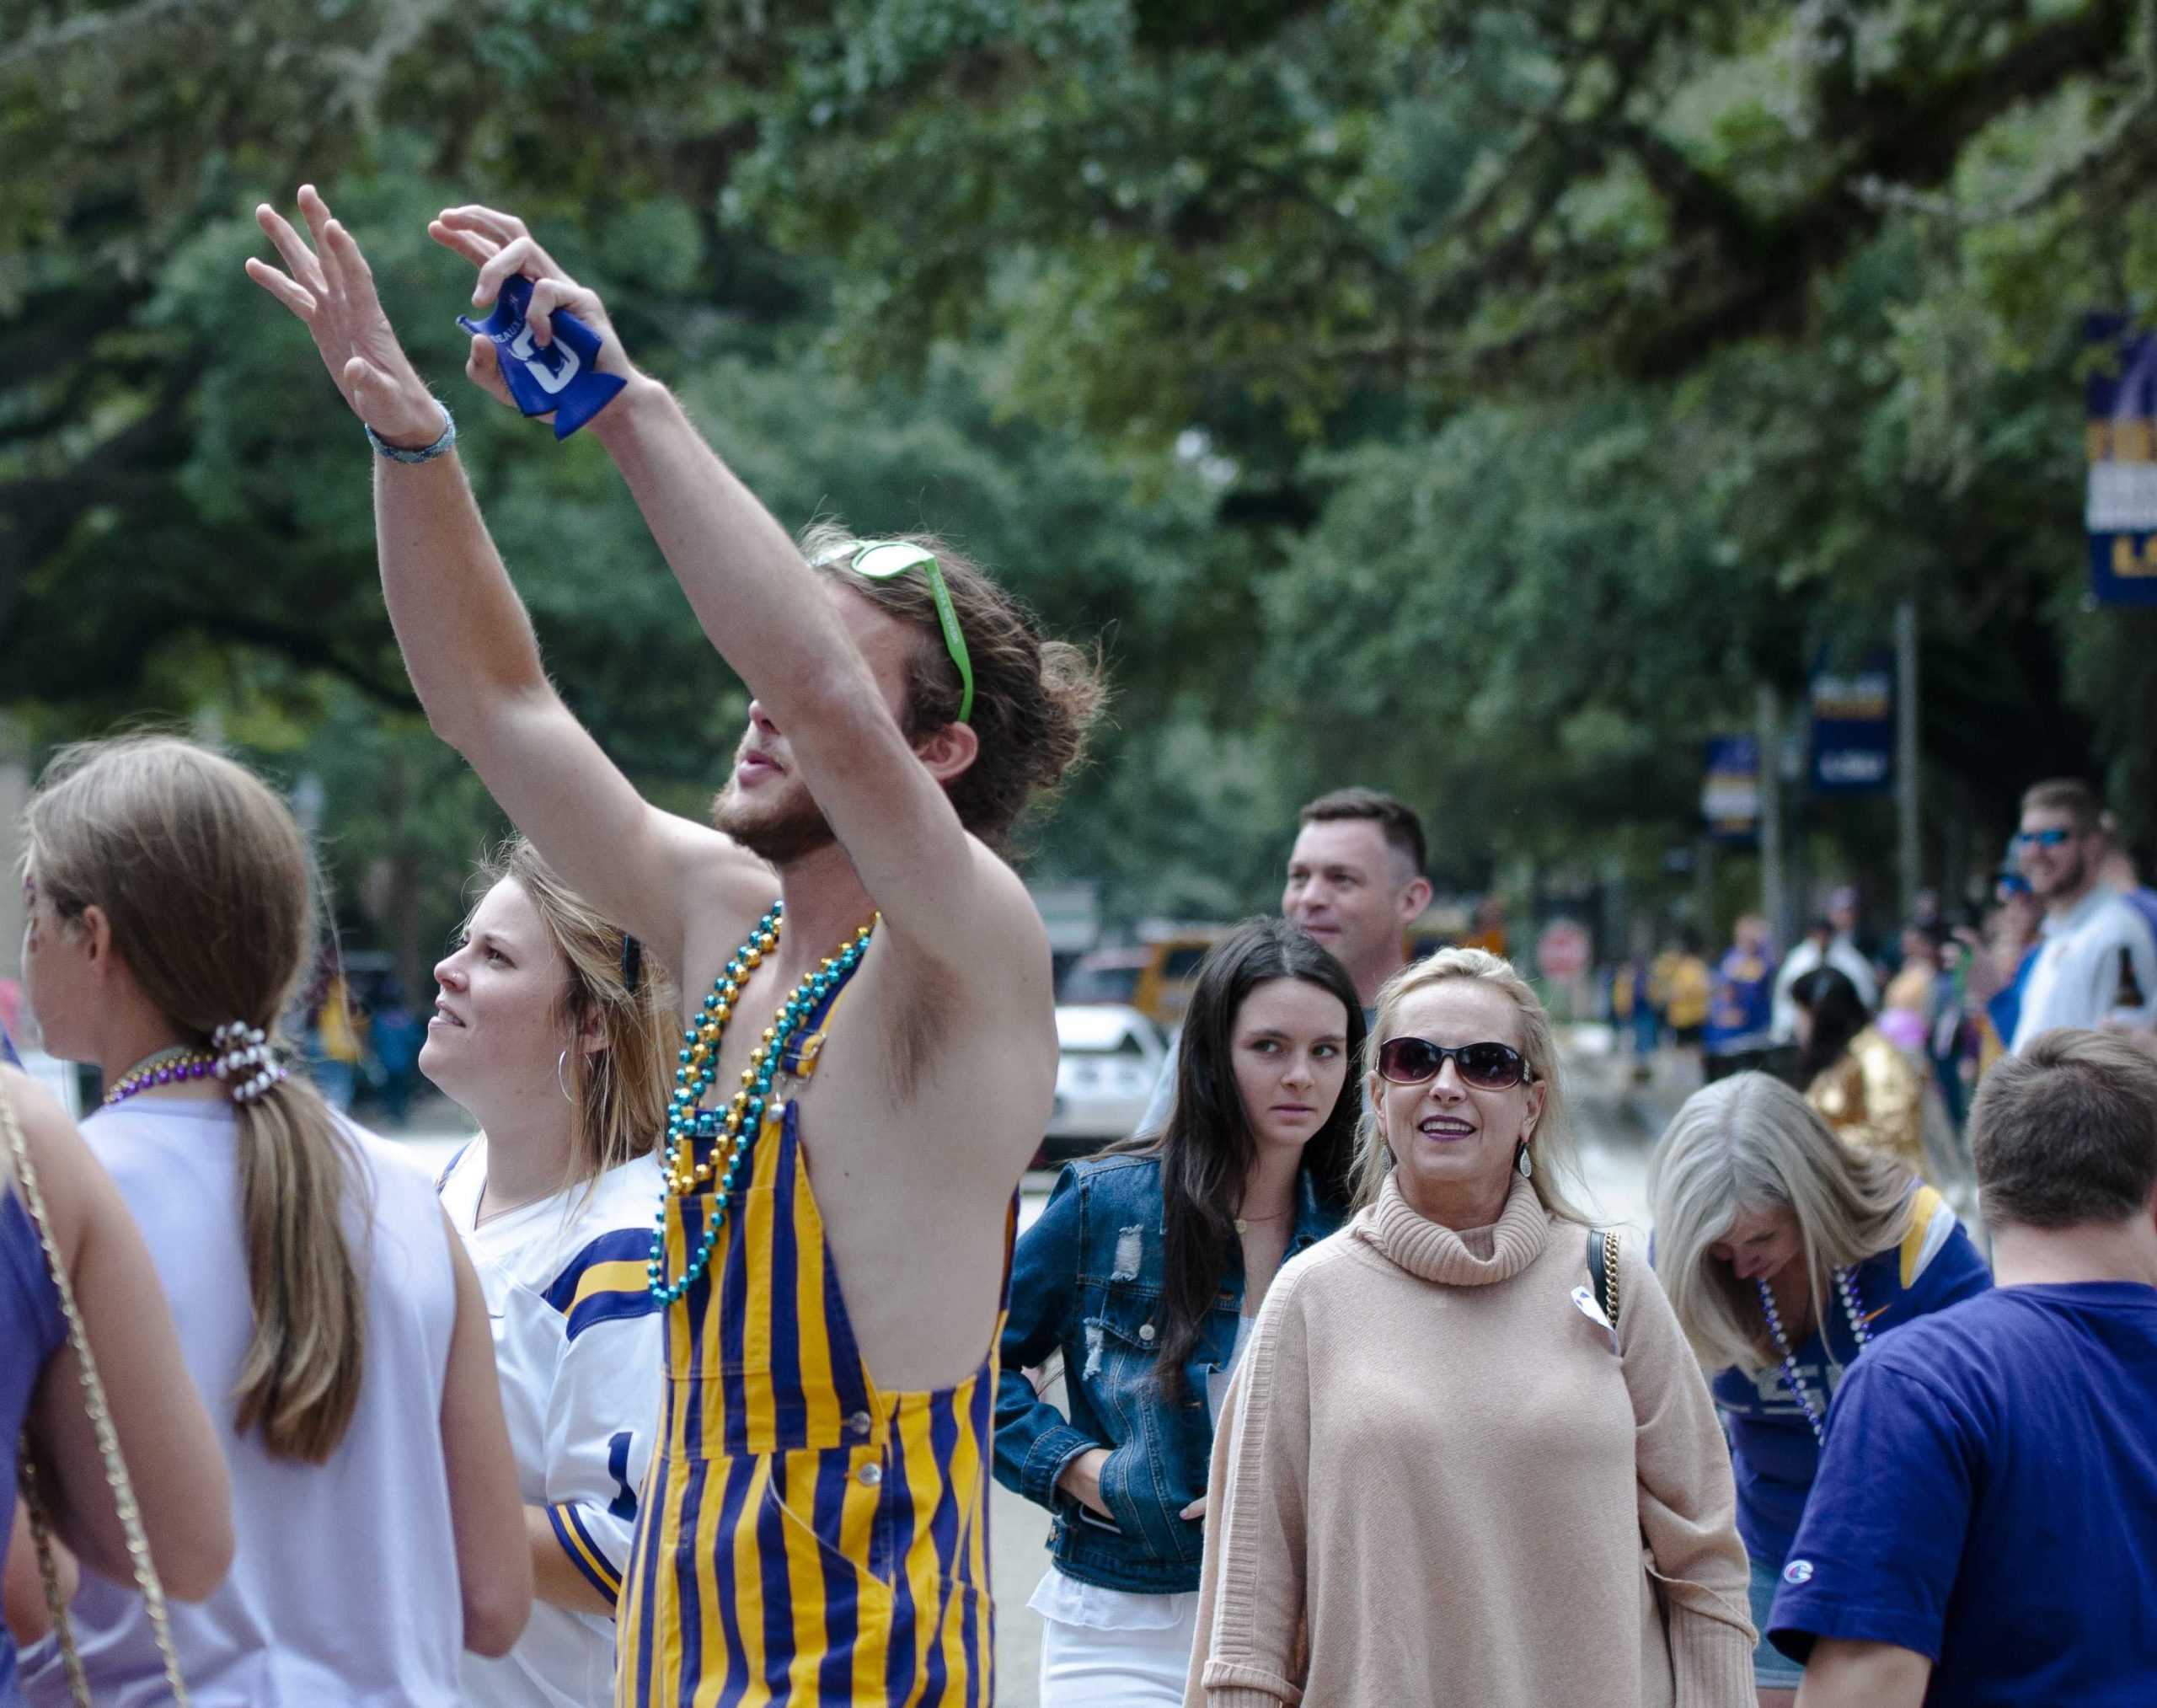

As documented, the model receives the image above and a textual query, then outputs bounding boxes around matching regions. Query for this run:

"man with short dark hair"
[1280,787,1432,1002]
[1769,1027,2157,1707]
[2010,777,2157,1048]
[1137,787,1431,1132]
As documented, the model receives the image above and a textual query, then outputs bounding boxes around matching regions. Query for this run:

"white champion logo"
[1782,1560,1815,1586]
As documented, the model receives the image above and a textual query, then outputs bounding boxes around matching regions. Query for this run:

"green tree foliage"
[7,0,2157,963]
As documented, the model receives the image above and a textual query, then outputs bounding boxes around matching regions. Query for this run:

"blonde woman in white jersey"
[17,735,529,1705]
[426,839,672,1706]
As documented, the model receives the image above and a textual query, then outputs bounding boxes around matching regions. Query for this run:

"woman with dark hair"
[996,918,1362,1705]
[1790,966,1930,1181]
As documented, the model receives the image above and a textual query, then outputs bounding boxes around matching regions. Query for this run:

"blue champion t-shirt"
[1711,1185,1990,1567]
[1769,1282,2157,1706]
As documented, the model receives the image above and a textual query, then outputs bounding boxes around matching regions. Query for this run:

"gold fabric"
[1807,1026,1929,1179]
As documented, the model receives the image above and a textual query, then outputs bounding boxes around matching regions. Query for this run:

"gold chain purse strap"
[1586,1226,1622,1336]
[2,1081,191,1706]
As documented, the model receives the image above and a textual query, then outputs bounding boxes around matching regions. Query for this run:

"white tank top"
[22,1100,463,1706]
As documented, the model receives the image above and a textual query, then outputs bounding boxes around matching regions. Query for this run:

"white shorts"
[1032,1571,1202,1708]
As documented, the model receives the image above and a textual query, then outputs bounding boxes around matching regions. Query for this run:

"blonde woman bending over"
[1186,948,1754,1708]
[18,736,528,1705]
[1646,1073,1988,1706]
[426,840,674,1707]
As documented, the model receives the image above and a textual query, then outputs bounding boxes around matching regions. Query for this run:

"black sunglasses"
[1374,1037,1532,1091]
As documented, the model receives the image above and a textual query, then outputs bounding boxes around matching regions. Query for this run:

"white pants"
[1036,1594,1202,1708]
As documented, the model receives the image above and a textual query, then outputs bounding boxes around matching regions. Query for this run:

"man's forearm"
[1795,1637,1930,1708]
[588,379,875,731]
[374,451,551,746]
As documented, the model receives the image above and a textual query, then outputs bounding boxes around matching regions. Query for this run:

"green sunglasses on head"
[821,540,975,725]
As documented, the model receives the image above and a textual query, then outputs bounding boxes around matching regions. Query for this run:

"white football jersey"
[438,1139,664,1707]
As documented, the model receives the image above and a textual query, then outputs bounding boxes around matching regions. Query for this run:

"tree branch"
[0,0,190,73]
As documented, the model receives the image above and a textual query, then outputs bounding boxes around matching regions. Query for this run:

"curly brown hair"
[801,522,1105,852]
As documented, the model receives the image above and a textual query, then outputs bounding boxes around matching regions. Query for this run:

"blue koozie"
[458,275,625,439]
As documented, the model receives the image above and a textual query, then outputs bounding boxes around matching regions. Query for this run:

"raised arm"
[429,208,1046,984]
[244,187,771,977]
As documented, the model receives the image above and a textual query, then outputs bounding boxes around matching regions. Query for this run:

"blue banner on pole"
[2087,313,2157,604]
[1701,736,1761,843]
[1810,651,1895,795]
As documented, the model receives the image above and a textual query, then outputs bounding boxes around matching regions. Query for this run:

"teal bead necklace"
[645,901,878,1303]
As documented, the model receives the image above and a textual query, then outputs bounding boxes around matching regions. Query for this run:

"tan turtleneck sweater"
[1186,1172,1755,1708]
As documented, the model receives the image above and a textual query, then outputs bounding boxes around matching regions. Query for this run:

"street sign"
[2087,314,2157,604]
[1701,735,1760,843]
[1809,651,1894,794]
[1537,919,1592,980]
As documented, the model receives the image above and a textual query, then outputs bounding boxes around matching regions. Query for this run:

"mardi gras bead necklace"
[645,902,877,1303]
[102,1045,219,1108]
[1756,1267,1871,1443]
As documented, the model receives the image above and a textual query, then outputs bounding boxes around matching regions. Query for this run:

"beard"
[2034,850,2088,900]
[711,778,839,867]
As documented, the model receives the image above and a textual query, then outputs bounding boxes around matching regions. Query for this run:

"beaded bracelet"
[363,403,457,465]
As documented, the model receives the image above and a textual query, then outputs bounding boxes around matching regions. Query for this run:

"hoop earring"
[1515,1138,1534,1181]
[557,1048,572,1104]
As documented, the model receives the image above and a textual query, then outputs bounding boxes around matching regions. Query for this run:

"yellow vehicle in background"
[1407,900,1470,964]
[1060,925,1228,1029]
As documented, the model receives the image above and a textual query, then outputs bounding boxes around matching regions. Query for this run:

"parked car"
[1059,945,1151,1009]
[1042,1004,1168,1161]
[1059,928,1224,1029]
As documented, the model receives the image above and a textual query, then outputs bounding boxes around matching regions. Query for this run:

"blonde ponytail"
[26,735,372,1462]
[231,1074,370,1460]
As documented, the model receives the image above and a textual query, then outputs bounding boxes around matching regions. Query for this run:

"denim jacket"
[993,1151,1346,1593]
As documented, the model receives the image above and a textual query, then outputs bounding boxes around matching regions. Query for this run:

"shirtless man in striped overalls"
[249,186,1100,1707]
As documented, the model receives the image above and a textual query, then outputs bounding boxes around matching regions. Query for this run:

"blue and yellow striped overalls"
[618,968,1007,1705]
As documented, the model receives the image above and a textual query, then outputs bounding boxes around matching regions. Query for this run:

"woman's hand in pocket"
[1056,1448,1115,1520]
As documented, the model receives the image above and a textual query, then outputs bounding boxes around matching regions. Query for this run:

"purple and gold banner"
[2087,313,2157,605]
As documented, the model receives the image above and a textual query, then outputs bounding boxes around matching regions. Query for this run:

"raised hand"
[244,185,446,449]
[428,206,639,414]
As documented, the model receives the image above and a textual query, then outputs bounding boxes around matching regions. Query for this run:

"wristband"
[364,404,458,465]
[457,275,625,440]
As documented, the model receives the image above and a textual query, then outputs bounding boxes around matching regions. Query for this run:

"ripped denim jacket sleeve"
[994,1164,1100,1508]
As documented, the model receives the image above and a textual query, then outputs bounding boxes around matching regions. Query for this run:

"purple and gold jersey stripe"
[616,973,1009,1705]
[552,1500,627,1603]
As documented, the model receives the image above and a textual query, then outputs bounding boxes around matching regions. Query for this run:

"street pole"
[1895,598,1921,918]
[1757,682,1785,943]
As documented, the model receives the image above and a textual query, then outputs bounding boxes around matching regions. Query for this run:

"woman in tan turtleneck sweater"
[1186,948,1754,1708]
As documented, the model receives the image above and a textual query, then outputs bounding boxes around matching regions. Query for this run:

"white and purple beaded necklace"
[1756,1268,1871,1443]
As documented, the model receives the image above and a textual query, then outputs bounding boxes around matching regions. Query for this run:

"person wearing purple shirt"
[1770,1028,2157,1708]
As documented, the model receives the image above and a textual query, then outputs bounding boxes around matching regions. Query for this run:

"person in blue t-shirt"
[1646,1071,1989,1705]
[1769,1026,2157,1707]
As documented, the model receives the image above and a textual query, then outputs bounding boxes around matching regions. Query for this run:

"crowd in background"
[1610,778,2157,1207]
